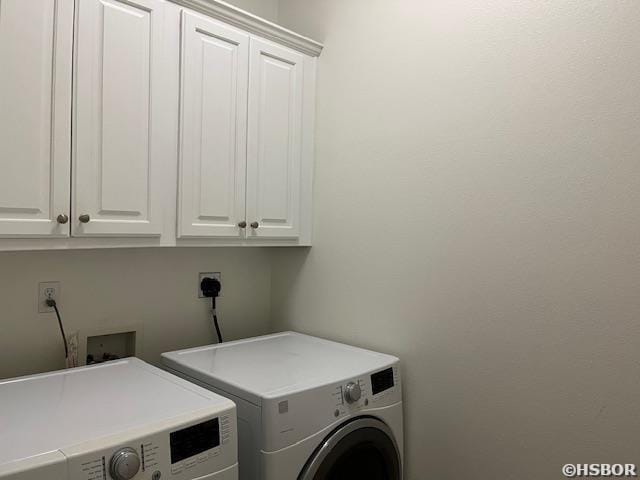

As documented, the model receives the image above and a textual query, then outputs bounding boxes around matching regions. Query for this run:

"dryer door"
[298,417,401,480]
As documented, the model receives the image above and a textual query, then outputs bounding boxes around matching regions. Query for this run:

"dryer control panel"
[332,365,401,414]
[62,409,237,480]
[262,362,401,452]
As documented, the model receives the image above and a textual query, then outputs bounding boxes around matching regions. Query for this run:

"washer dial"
[110,447,141,480]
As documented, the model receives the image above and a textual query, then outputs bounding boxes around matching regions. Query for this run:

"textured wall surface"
[272,1,640,478]
[225,0,278,22]
[0,248,271,378]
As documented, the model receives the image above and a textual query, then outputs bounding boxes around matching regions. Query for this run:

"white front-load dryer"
[162,332,403,480]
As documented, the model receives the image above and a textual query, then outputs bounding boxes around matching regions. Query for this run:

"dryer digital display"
[170,418,219,464]
[371,367,394,395]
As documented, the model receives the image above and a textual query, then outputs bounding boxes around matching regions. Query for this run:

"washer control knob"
[110,447,140,480]
[344,382,362,404]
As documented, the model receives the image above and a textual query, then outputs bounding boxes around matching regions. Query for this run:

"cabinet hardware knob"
[56,214,69,225]
[237,221,247,228]
[250,221,259,229]
[79,214,91,224]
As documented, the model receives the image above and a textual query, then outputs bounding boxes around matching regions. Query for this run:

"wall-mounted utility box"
[78,324,143,366]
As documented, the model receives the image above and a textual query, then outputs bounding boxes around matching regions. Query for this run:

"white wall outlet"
[38,281,61,313]
[198,272,221,298]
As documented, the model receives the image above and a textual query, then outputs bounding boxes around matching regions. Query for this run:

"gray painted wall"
[0,248,271,378]
[272,1,640,478]
[225,0,278,22]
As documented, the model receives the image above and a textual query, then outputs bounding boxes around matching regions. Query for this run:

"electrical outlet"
[198,272,221,298]
[38,281,61,313]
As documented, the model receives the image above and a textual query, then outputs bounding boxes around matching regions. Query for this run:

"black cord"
[211,297,223,343]
[201,278,223,343]
[47,300,69,359]
[213,313,223,344]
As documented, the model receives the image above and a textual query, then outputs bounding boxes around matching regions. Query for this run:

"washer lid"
[0,358,233,467]
[161,332,398,405]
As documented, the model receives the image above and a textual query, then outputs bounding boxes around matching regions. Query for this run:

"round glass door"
[298,417,401,480]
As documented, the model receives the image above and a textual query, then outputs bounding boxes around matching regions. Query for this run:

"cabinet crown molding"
[168,0,324,56]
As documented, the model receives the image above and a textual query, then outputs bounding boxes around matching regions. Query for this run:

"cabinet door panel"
[246,38,304,239]
[0,0,73,237]
[73,0,165,236]
[178,12,248,238]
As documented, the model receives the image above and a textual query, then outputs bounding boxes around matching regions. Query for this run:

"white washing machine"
[0,358,238,480]
[162,332,403,480]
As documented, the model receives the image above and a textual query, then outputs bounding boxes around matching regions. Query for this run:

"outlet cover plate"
[198,272,221,298]
[38,281,60,313]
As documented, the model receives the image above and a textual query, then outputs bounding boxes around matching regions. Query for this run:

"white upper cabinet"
[178,12,249,238]
[0,0,320,249]
[73,0,166,237]
[246,38,304,239]
[0,0,73,237]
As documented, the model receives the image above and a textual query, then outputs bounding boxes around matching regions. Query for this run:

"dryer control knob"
[344,382,362,404]
[110,447,141,480]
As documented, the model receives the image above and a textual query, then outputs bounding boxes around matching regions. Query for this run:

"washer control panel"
[62,410,237,480]
[110,447,140,480]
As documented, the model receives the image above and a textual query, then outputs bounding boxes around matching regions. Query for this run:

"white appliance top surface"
[161,332,398,403]
[0,358,230,466]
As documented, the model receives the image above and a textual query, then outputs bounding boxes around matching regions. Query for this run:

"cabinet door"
[73,0,165,237]
[246,38,304,239]
[0,0,73,237]
[178,12,248,238]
